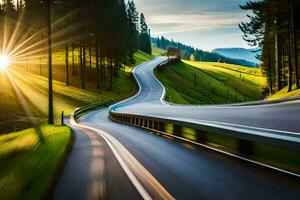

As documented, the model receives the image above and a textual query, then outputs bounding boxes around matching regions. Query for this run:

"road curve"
[111,57,300,134]
[71,57,300,199]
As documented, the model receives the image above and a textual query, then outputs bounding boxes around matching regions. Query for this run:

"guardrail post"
[139,118,143,126]
[61,111,64,125]
[131,117,135,125]
[135,118,139,125]
[149,120,153,129]
[173,125,182,137]
[196,130,208,144]
[159,122,166,132]
[238,139,254,156]
[154,121,159,130]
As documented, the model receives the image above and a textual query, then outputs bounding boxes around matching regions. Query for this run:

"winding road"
[54,57,300,200]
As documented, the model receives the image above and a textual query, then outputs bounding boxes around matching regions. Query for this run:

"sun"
[0,55,10,72]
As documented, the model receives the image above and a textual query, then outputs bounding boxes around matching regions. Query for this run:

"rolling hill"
[154,60,266,105]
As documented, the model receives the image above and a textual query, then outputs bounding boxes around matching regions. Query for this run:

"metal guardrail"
[73,101,113,121]
[156,58,180,72]
[109,111,300,151]
[108,58,300,175]
[108,110,300,176]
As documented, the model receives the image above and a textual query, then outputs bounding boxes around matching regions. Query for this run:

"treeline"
[152,37,259,68]
[0,0,151,90]
[239,0,300,94]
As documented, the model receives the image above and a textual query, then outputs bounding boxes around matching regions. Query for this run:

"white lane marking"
[70,116,175,200]
[70,116,152,200]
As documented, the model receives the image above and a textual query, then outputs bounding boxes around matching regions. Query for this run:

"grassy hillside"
[0,50,154,134]
[152,45,167,56]
[267,85,300,100]
[155,60,266,105]
[0,68,134,133]
[0,126,71,200]
[134,50,154,65]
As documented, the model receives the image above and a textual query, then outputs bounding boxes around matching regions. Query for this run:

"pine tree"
[127,0,139,63]
[139,13,152,54]
[240,0,300,94]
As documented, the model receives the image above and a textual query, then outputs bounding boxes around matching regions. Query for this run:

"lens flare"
[0,55,10,72]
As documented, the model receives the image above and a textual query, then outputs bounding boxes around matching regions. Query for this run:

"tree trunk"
[109,58,113,90]
[291,0,299,88]
[72,43,75,76]
[95,37,100,89]
[268,54,273,94]
[65,42,69,86]
[274,18,281,91]
[47,0,54,125]
[100,49,105,82]
[89,37,92,73]
[83,42,86,89]
[80,41,85,89]
[287,12,293,92]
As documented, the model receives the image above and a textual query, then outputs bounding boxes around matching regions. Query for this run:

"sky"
[134,0,251,51]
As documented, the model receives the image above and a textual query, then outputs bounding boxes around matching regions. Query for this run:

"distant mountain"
[212,48,261,64]
[152,37,259,68]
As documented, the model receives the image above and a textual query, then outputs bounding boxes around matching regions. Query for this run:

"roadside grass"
[0,125,72,200]
[134,50,154,65]
[155,60,266,105]
[0,70,108,133]
[124,50,154,72]
[152,45,167,56]
[267,85,300,100]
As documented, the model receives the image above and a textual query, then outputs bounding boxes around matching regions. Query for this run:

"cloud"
[148,12,247,35]
[134,0,250,50]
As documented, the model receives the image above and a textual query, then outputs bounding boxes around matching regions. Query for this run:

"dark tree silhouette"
[139,13,152,54]
[240,0,300,94]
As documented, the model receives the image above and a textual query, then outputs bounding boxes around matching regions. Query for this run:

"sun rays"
[0,1,83,128]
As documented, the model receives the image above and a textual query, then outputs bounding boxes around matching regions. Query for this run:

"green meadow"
[155,60,266,105]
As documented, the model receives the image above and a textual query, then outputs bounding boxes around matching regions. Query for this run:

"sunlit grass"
[155,60,266,105]
[267,85,300,100]
[0,69,106,133]
[0,49,156,133]
[0,125,71,200]
[184,61,266,87]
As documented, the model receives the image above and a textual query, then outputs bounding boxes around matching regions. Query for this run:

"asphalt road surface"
[54,57,300,200]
